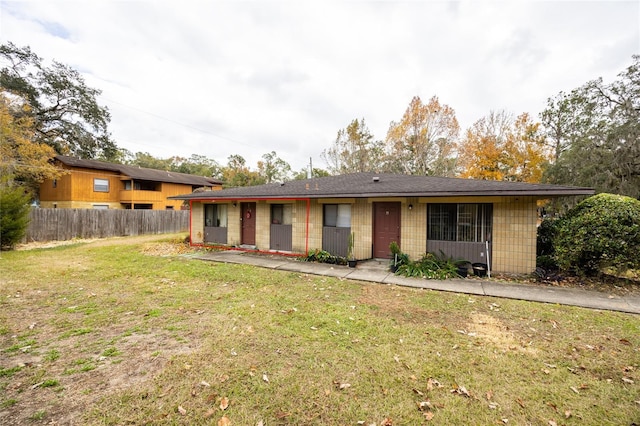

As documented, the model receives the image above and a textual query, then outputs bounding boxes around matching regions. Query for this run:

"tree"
[0,183,31,250]
[126,151,175,171]
[322,118,385,175]
[292,167,330,180]
[541,55,640,198]
[458,111,549,182]
[385,96,459,176]
[221,154,263,187]
[0,42,116,160]
[257,151,292,183]
[172,154,221,178]
[0,92,63,195]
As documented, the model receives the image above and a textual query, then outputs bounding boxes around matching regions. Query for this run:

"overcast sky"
[1,1,638,172]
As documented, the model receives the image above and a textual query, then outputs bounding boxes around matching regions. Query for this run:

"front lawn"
[0,235,638,425]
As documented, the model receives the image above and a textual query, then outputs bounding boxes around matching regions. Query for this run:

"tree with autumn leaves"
[327,97,549,183]
[386,96,460,177]
[457,111,550,182]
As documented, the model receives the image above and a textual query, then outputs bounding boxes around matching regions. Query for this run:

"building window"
[165,206,174,210]
[323,204,351,227]
[205,204,228,227]
[94,178,109,192]
[428,204,492,242]
[271,204,292,225]
[52,179,57,188]
[93,204,109,209]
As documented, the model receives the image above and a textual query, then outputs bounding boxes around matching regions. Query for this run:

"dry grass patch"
[1,234,638,425]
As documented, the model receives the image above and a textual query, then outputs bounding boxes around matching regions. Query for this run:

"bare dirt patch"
[466,313,538,355]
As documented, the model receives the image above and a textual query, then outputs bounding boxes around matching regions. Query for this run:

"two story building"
[39,155,222,210]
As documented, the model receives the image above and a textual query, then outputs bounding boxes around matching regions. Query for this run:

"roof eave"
[170,189,595,201]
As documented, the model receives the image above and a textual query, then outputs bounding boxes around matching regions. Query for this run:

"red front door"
[241,202,256,245]
[373,202,401,258]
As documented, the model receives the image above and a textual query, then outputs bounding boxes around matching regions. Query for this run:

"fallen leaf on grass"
[204,409,215,418]
[262,373,269,383]
[381,417,393,426]
[451,384,471,397]
[178,406,187,415]
[622,377,634,384]
[426,377,442,390]
[516,398,525,408]
[417,401,432,411]
[413,388,424,396]
[564,410,572,418]
[548,420,557,426]
[220,397,229,410]
[218,416,231,426]
[569,386,579,394]
[200,381,211,387]
[423,411,434,421]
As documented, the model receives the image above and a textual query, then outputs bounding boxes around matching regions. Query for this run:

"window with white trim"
[93,178,109,192]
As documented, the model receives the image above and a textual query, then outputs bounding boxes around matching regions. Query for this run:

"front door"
[373,202,401,258]
[241,202,256,245]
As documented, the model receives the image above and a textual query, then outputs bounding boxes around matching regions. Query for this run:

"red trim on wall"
[187,197,311,257]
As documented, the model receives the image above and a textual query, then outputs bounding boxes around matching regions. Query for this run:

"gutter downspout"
[305,198,310,255]
[189,199,194,246]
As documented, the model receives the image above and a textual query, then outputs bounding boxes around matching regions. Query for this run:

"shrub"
[301,249,346,265]
[389,241,409,270]
[554,193,640,276]
[537,218,558,256]
[536,218,559,269]
[396,252,461,280]
[0,185,31,250]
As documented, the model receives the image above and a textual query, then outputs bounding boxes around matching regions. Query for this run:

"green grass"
[0,234,638,425]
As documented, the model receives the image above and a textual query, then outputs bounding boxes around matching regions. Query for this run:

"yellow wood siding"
[39,165,220,210]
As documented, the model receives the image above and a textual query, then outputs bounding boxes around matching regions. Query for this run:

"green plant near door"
[347,232,357,267]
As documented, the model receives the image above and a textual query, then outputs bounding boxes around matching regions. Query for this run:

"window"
[93,204,109,209]
[323,204,351,227]
[271,204,292,225]
[52,179,57,188]
[205,204,228,227]
[428,204,492,242]
[94,178,109,192]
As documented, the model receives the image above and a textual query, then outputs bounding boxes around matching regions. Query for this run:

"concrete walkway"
[193,250,640,314]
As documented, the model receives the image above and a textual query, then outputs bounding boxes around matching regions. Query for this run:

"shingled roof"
[55,155,222,187]
[171,172,594,200]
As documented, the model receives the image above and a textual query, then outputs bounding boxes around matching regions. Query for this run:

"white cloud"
[1,0,638,171]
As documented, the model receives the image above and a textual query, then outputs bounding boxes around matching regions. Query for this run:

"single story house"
[39,155,222,210]
[171,172,593,274]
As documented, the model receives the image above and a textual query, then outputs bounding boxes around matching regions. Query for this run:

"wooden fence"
[23,209,190,242]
